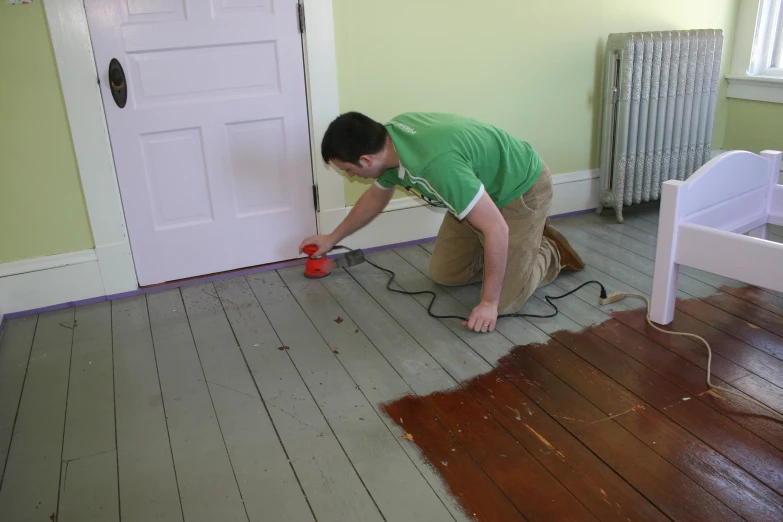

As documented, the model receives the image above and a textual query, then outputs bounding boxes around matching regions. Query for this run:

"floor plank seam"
[214,277,320,522]
[206,380,258,400]
[54,310,76,522]
[0,315,38,488]
[62,449,115,464]
[110,302,122,522]
[179,286,252,522]
[144,295,187,522]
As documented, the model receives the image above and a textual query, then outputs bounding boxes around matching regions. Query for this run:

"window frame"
[727,0,783,103]
[749,0,783,76]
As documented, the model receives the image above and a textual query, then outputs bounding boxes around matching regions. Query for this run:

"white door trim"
[43,1,137,295]
[298,0,346,215]
[44,0,343,295]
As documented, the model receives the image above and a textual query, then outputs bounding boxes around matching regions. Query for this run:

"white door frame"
[43,0,345,295]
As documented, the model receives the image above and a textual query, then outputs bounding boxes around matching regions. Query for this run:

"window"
[727,0,783,103]
[748,0,783,77]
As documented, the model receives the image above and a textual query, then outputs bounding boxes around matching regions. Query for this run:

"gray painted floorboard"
[0,315,37,482]
[63,302,115,461]
[321,266,460,397]
[214,275,382,522]
[0,309,74,522]
[112,296,183,522]
[250,270,452,522]
[302,268,476,522]
[147,290,247,522]
[346,255,492,382]
[180,283,315,522]
[278,267,460,521]
[59,302,119,521]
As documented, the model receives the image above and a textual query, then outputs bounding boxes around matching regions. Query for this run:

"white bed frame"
[650,149,783,325]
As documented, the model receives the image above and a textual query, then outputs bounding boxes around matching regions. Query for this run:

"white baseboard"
[0,251,105,315]
[318,198,447,251]
[549,169,599,216]
[0,250,97,278]
[318,168,599,250]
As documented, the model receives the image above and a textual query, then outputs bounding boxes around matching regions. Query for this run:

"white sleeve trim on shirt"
[457,184,485,221]
[374,180,394,191]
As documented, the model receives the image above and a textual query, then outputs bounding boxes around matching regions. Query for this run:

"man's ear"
[358,155,373,168]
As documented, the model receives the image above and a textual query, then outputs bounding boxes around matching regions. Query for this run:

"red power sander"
[302,245,336,279]
[302,244,365,279]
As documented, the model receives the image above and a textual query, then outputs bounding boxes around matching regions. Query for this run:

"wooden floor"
[1,207,782,522]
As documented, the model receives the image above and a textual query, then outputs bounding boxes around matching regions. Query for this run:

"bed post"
[751,151,783,239]
[650,180,684,325]
[762,150,782,213]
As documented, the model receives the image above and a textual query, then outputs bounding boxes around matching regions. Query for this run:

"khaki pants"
[429,165,561,314]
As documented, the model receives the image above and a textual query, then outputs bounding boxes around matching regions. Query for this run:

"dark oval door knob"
[109,58,127,108]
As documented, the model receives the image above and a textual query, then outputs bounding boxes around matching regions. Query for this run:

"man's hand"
[300,184,394,259]
[463,300,499,333]
[463,191,508,333]
[299,234,336,257]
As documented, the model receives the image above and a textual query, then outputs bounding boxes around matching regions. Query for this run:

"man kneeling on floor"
[300,112,584,334]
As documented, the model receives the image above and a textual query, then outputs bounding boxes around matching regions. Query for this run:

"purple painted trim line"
[550,208,595,221]
[2,236,438,322]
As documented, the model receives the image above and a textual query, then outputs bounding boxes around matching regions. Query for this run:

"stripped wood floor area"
[1,207,782,522]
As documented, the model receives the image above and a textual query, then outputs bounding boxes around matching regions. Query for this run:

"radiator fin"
[597,29,723,222]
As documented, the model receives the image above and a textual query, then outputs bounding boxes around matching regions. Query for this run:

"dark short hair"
[321,112,388,165]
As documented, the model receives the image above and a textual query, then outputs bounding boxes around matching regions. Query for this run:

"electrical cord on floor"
[329,245,783,421]
[601,291,783,422]
[330,245,607,320]
[363,257,607,321]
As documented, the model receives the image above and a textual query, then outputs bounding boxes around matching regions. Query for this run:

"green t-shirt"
[375,112,543,220]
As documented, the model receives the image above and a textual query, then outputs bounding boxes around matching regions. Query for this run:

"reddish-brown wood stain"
[382,290,783,522]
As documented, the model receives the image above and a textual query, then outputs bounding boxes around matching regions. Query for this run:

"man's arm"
[463,191,509,332]
[300,183,394,256]
[332,183,394,242]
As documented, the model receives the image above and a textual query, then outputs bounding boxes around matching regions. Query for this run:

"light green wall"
[723,98,783,152]
[0,2,94,264]
[333,0,740,205]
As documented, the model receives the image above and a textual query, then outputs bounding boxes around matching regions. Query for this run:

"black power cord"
[331,245,608,321]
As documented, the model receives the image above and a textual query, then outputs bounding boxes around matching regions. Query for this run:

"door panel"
[85,0,315,285]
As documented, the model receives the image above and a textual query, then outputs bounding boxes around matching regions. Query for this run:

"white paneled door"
[85,0,316,286]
